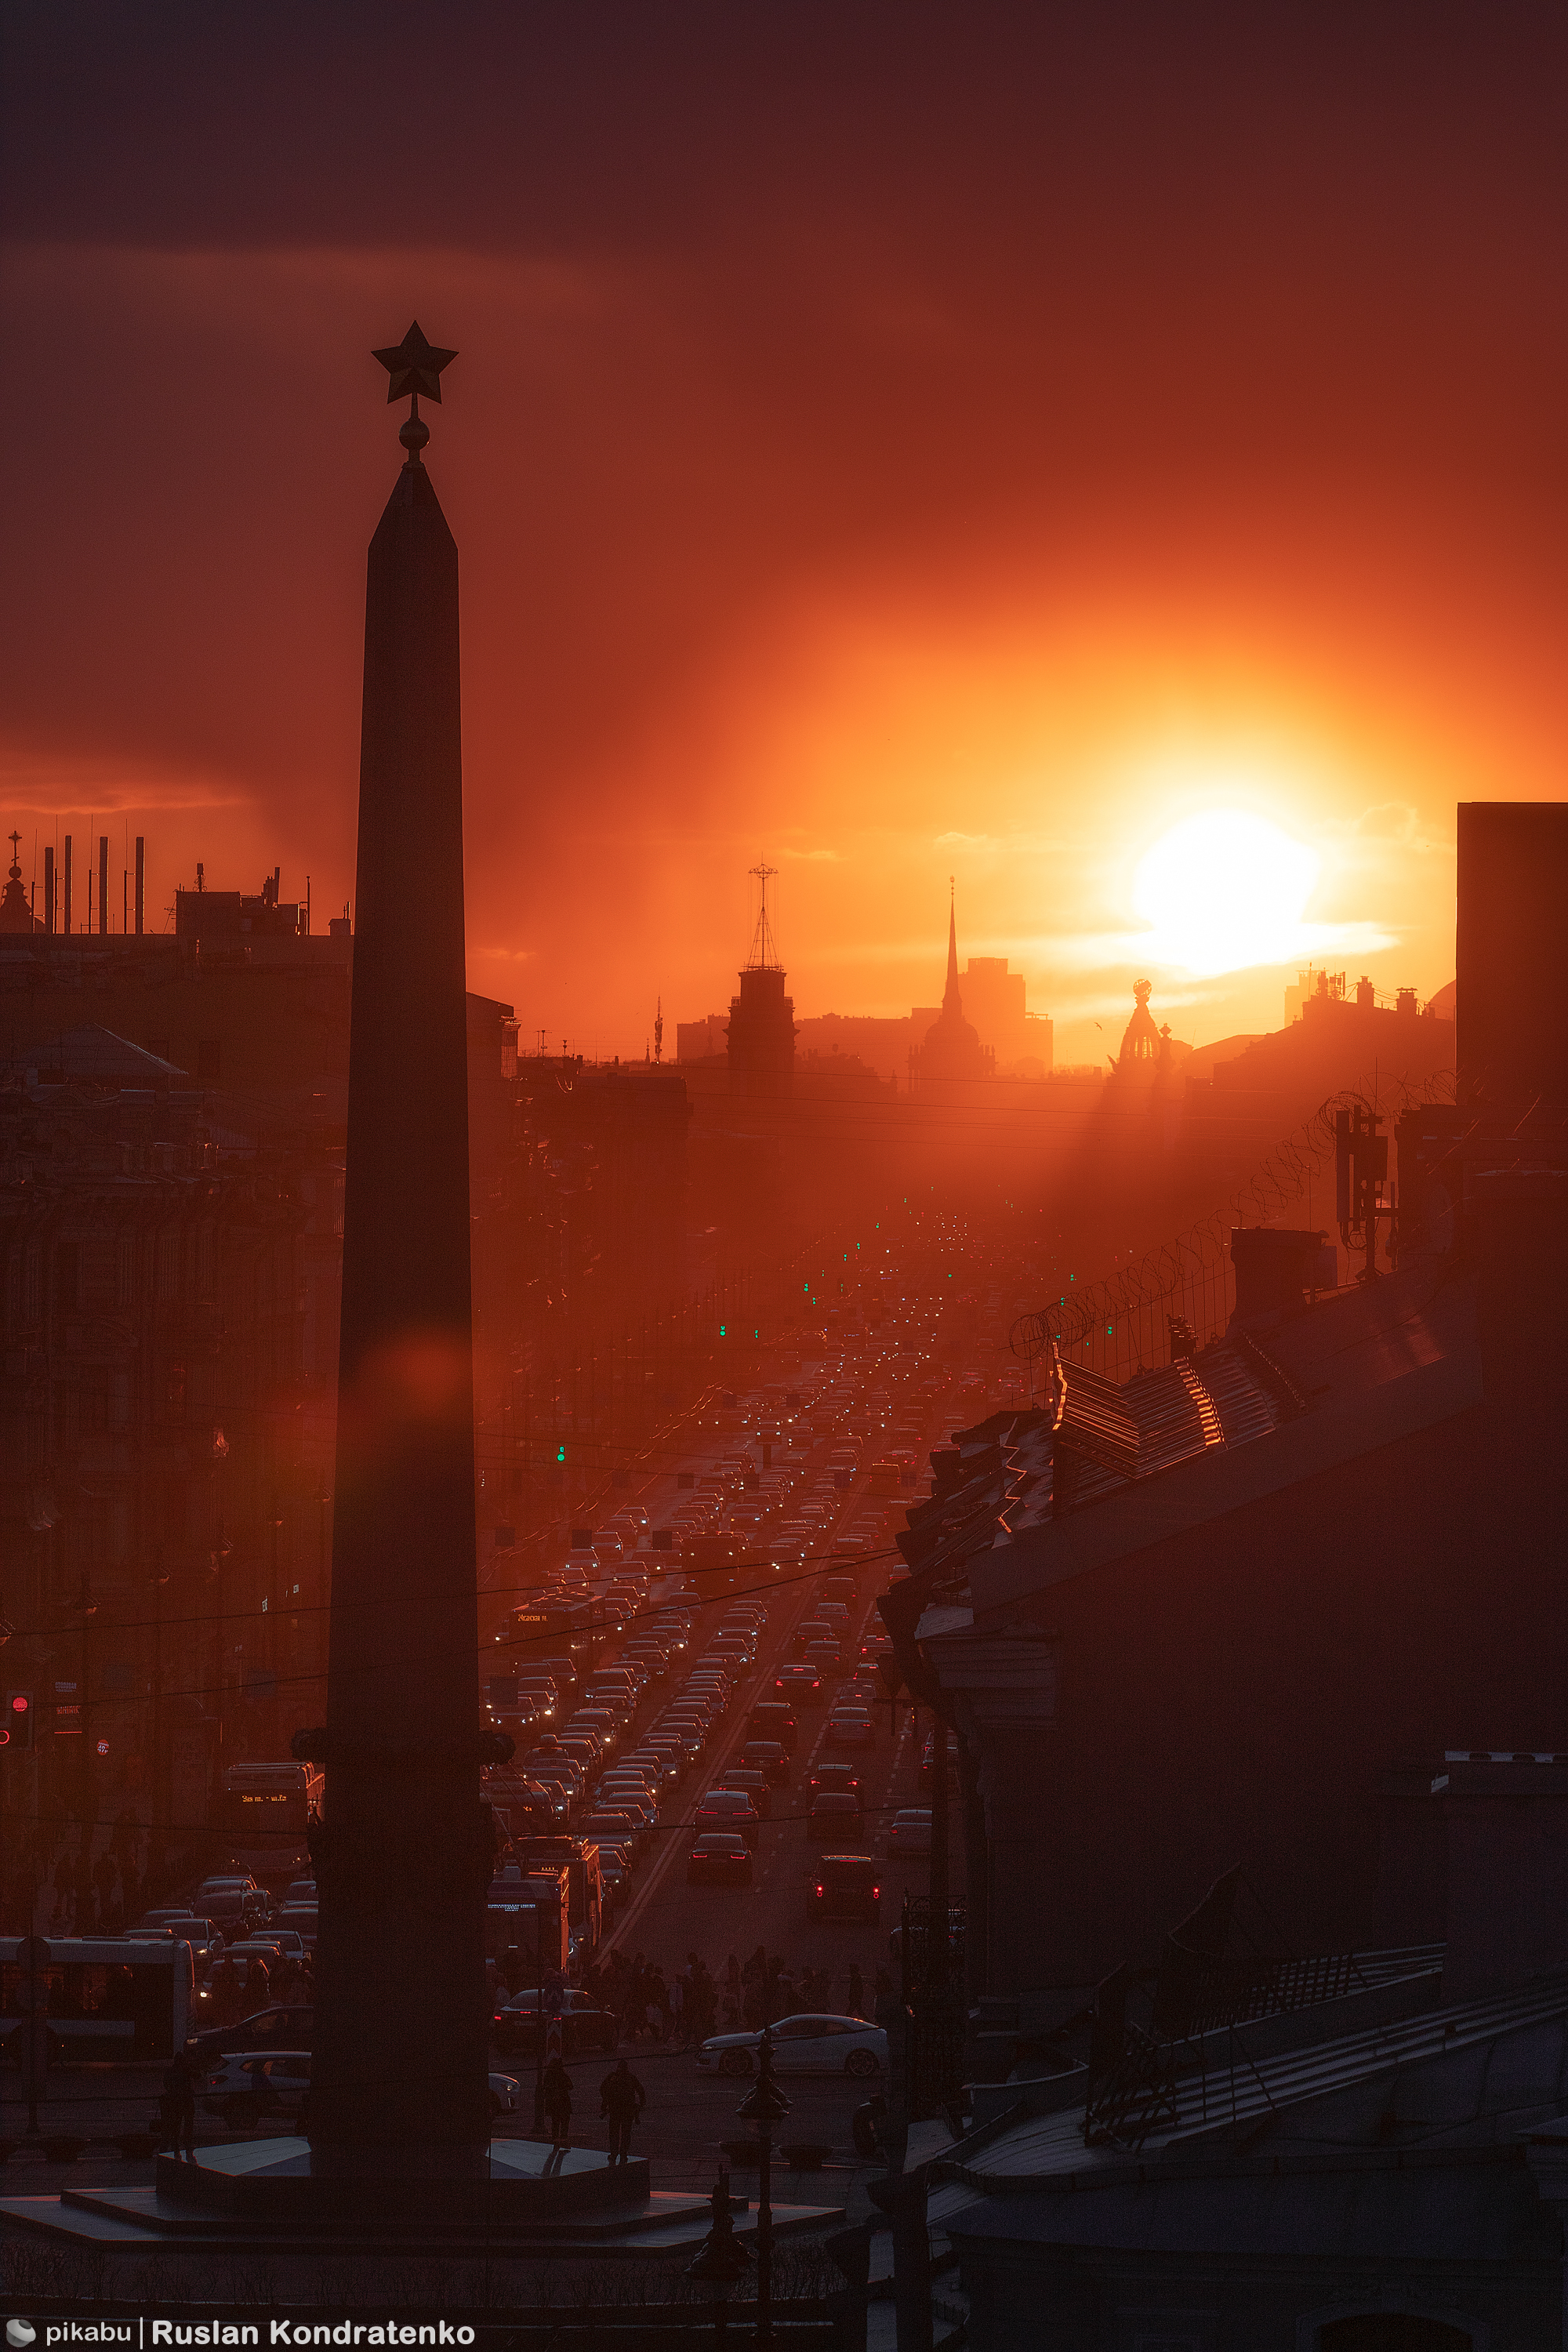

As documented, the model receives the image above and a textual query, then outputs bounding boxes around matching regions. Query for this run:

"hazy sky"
[5,5,1567,1060]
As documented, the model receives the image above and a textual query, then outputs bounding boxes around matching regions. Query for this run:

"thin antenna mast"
[746,861,781,971]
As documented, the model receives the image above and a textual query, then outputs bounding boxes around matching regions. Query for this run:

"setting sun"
[1132,809,1320,978]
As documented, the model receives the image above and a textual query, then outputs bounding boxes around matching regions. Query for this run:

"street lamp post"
[736,2022,790,2351]
[684,2166,752,2352]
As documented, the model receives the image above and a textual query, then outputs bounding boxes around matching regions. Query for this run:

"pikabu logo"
[31,2333,133,2347]
[8,2324,38,2349]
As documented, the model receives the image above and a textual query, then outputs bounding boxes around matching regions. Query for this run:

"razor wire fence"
[1011,1068,1456,1386]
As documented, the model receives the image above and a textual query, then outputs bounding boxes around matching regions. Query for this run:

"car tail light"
[815,1882,824,1896]
[873,1885,881,1899]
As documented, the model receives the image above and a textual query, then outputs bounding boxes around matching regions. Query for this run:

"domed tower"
[913,882,993,1084]
[1112,978,1167,1069]
[726,861,797,1097]
[0,831,39,933]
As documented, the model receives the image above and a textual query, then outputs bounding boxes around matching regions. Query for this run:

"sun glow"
[1132,810,1321,977]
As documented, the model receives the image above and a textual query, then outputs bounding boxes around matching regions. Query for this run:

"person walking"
[542,2054,573,2150]
[209,1955,241,2027]
[162,2044,199,2160]
[599,2055,646,2165]
[669,1970,686,2046]
[847,1963,866,2020]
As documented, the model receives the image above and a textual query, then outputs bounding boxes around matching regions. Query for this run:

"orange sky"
[5,6,1567,1062]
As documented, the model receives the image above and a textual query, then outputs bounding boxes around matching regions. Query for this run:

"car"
[696,2014,886,2079]
[808,1854,882,1924]
[888,1808,934,1857]
[808,1762,863,1800]
[808,1791,865,1844]
[687,1832,753,1886]
[491,1986,619,2057]
[236,1927,307,1961]
[747,1702,798,1752]
[193,1886,267,1931]
[131,1914,224,1961]
[740,1740,790,1784]
[775,1665,822,1701]
[284,1879,318,1905]
[198,2052,521,2131]
[713,1769,771,1820]
[581,1808,648,1849]
[222,1938,299,1975]
[595,1786,660,1829]
[804,1642,844,1678]
[191,2004,317,2064]
[695,1789,761,1846]
[828,1708,875,1748]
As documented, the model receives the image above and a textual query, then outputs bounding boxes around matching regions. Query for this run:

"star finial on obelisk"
[372,320,458,466]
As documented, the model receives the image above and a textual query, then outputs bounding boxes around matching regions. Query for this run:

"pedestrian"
[599,2056,646,2165]
[669,1971,686,2046]
[847,1963,865,2020]
[246,1956,270,2013]
[162,2044,199,2160]
[208,1955,239,2026]
[542,2054,573,2150]
[725,1951,741,2001]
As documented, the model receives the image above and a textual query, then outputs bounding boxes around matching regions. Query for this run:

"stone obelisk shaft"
[308,450,488,2169]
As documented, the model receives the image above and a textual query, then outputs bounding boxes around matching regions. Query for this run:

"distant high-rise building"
[912,886,993,1084]
[957,953,1053,1072]
[676,1012,728,1062]
[726,862,797,1097]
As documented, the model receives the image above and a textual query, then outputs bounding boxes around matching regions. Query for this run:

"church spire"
[943,874,961,1012]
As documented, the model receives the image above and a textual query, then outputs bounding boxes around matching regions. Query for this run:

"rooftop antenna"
[653,996,664,1065]
[746,861,781,971]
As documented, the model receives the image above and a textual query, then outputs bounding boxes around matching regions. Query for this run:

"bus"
[2,1936,194,2063]
[220,1761,323,1883]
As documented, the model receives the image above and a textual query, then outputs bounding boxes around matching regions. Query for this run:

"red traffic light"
[9,1694,27,1713]
[96,1738,111,1757]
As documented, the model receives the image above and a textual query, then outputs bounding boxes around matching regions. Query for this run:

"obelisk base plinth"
[152,2136,651,2224]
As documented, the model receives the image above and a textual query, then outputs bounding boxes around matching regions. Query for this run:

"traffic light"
[2,1691,34,1751]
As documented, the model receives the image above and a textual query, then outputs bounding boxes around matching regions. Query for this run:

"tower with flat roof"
[726,860,797,1097]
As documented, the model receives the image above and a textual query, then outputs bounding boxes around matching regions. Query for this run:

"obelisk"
[299,324,500,2185]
